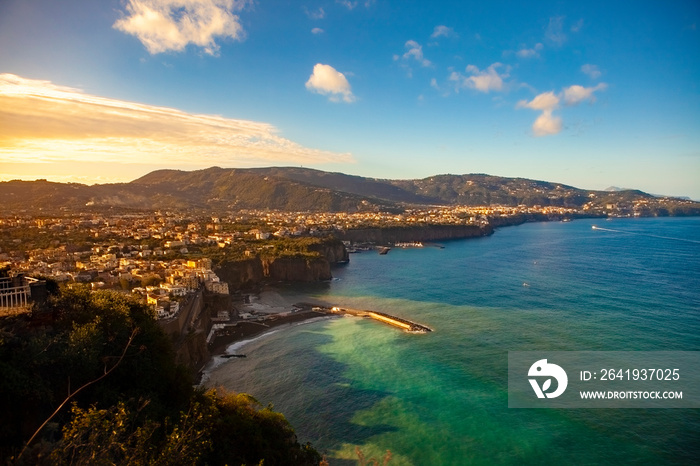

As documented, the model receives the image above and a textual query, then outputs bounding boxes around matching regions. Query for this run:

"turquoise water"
[205,217,700,465]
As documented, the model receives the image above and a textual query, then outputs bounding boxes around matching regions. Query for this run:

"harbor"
[207,294,434,361]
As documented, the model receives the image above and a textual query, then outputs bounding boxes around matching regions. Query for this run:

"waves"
[592,224,700,244]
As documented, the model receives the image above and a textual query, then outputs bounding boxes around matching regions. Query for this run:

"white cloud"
[113,0,247,55]
[0,73,352,168]
[451,63,509,93]
[395,40,432,77]
[337,0,358,10]
[515,43,543,59]
[335,0,374,9]
[517,84,607,136]
[431,25,456,39]
[581,64,602,80]
[532,110,562,136]
[305,64,356,103]
[311,27,324,34]
[304,6,325,19]
[517,91,560,111]
[517,91,561,136]
[545,16,566,46]
[402,40,432,67]
[571,19,584,33]
[563,83,607,105]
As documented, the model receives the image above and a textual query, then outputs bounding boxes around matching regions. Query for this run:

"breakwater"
[317,305,432,333]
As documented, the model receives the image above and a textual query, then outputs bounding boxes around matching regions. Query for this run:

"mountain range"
[1,167,698,215]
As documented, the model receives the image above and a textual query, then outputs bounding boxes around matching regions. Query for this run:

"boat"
[394,242,424,248]
[379,247,391,255]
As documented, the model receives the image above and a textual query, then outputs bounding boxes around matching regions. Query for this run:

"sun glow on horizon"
[0,73,353,185]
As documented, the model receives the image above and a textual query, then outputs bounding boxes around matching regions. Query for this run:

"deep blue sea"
[204,217,700,465]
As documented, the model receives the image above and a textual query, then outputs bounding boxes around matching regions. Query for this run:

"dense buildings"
[0,200,686,290]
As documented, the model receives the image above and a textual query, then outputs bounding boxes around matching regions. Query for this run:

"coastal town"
[0,196,684,283]
[0,204,554,344]
[0,196,693,294]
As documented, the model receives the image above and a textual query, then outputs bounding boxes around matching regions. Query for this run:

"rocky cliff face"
[262,256,331,282]
[175,331,210,377]
[215,240,346,289]
[487,213,548,228]
[309,239,349,263]
[339,224,493,243]
[215,259,265,289]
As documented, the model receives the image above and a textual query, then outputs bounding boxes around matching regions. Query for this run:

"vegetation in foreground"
[0,287,320,465]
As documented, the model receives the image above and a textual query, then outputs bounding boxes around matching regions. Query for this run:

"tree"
[141,274,162,287]
[1,288,321,465]
[0,288,193,461]
[49,399,213,465]
[119,277,132,290]
[199,390,321,466]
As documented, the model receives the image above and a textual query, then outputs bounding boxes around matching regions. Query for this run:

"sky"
[0,0,699,199]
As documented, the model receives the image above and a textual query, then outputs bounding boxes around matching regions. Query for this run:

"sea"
[203,217,700,465]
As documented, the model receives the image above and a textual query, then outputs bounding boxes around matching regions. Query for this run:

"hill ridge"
[1,167,698,215]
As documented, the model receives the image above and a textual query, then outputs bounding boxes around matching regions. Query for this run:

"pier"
[308,305,432,333]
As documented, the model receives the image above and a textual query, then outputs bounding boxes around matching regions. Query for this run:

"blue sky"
[1,0,699,199]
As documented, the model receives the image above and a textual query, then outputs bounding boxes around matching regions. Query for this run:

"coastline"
[199,289,336,384]
[208,309,333,357]
[199,215,591,381]
[198,215,601,383]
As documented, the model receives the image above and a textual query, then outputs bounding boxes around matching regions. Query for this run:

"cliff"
[339,224,493,243]
[156,289,213,377]
[309,239,349,263]
[215,239,347,289]
[262,256,331,282]
[486,212,605,228]
[215,258,265,289]
[175,330,210,376]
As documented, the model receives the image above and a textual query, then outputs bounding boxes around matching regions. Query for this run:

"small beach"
[200,288,337,384]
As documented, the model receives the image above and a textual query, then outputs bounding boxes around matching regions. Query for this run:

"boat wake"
[592,225,700,244]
